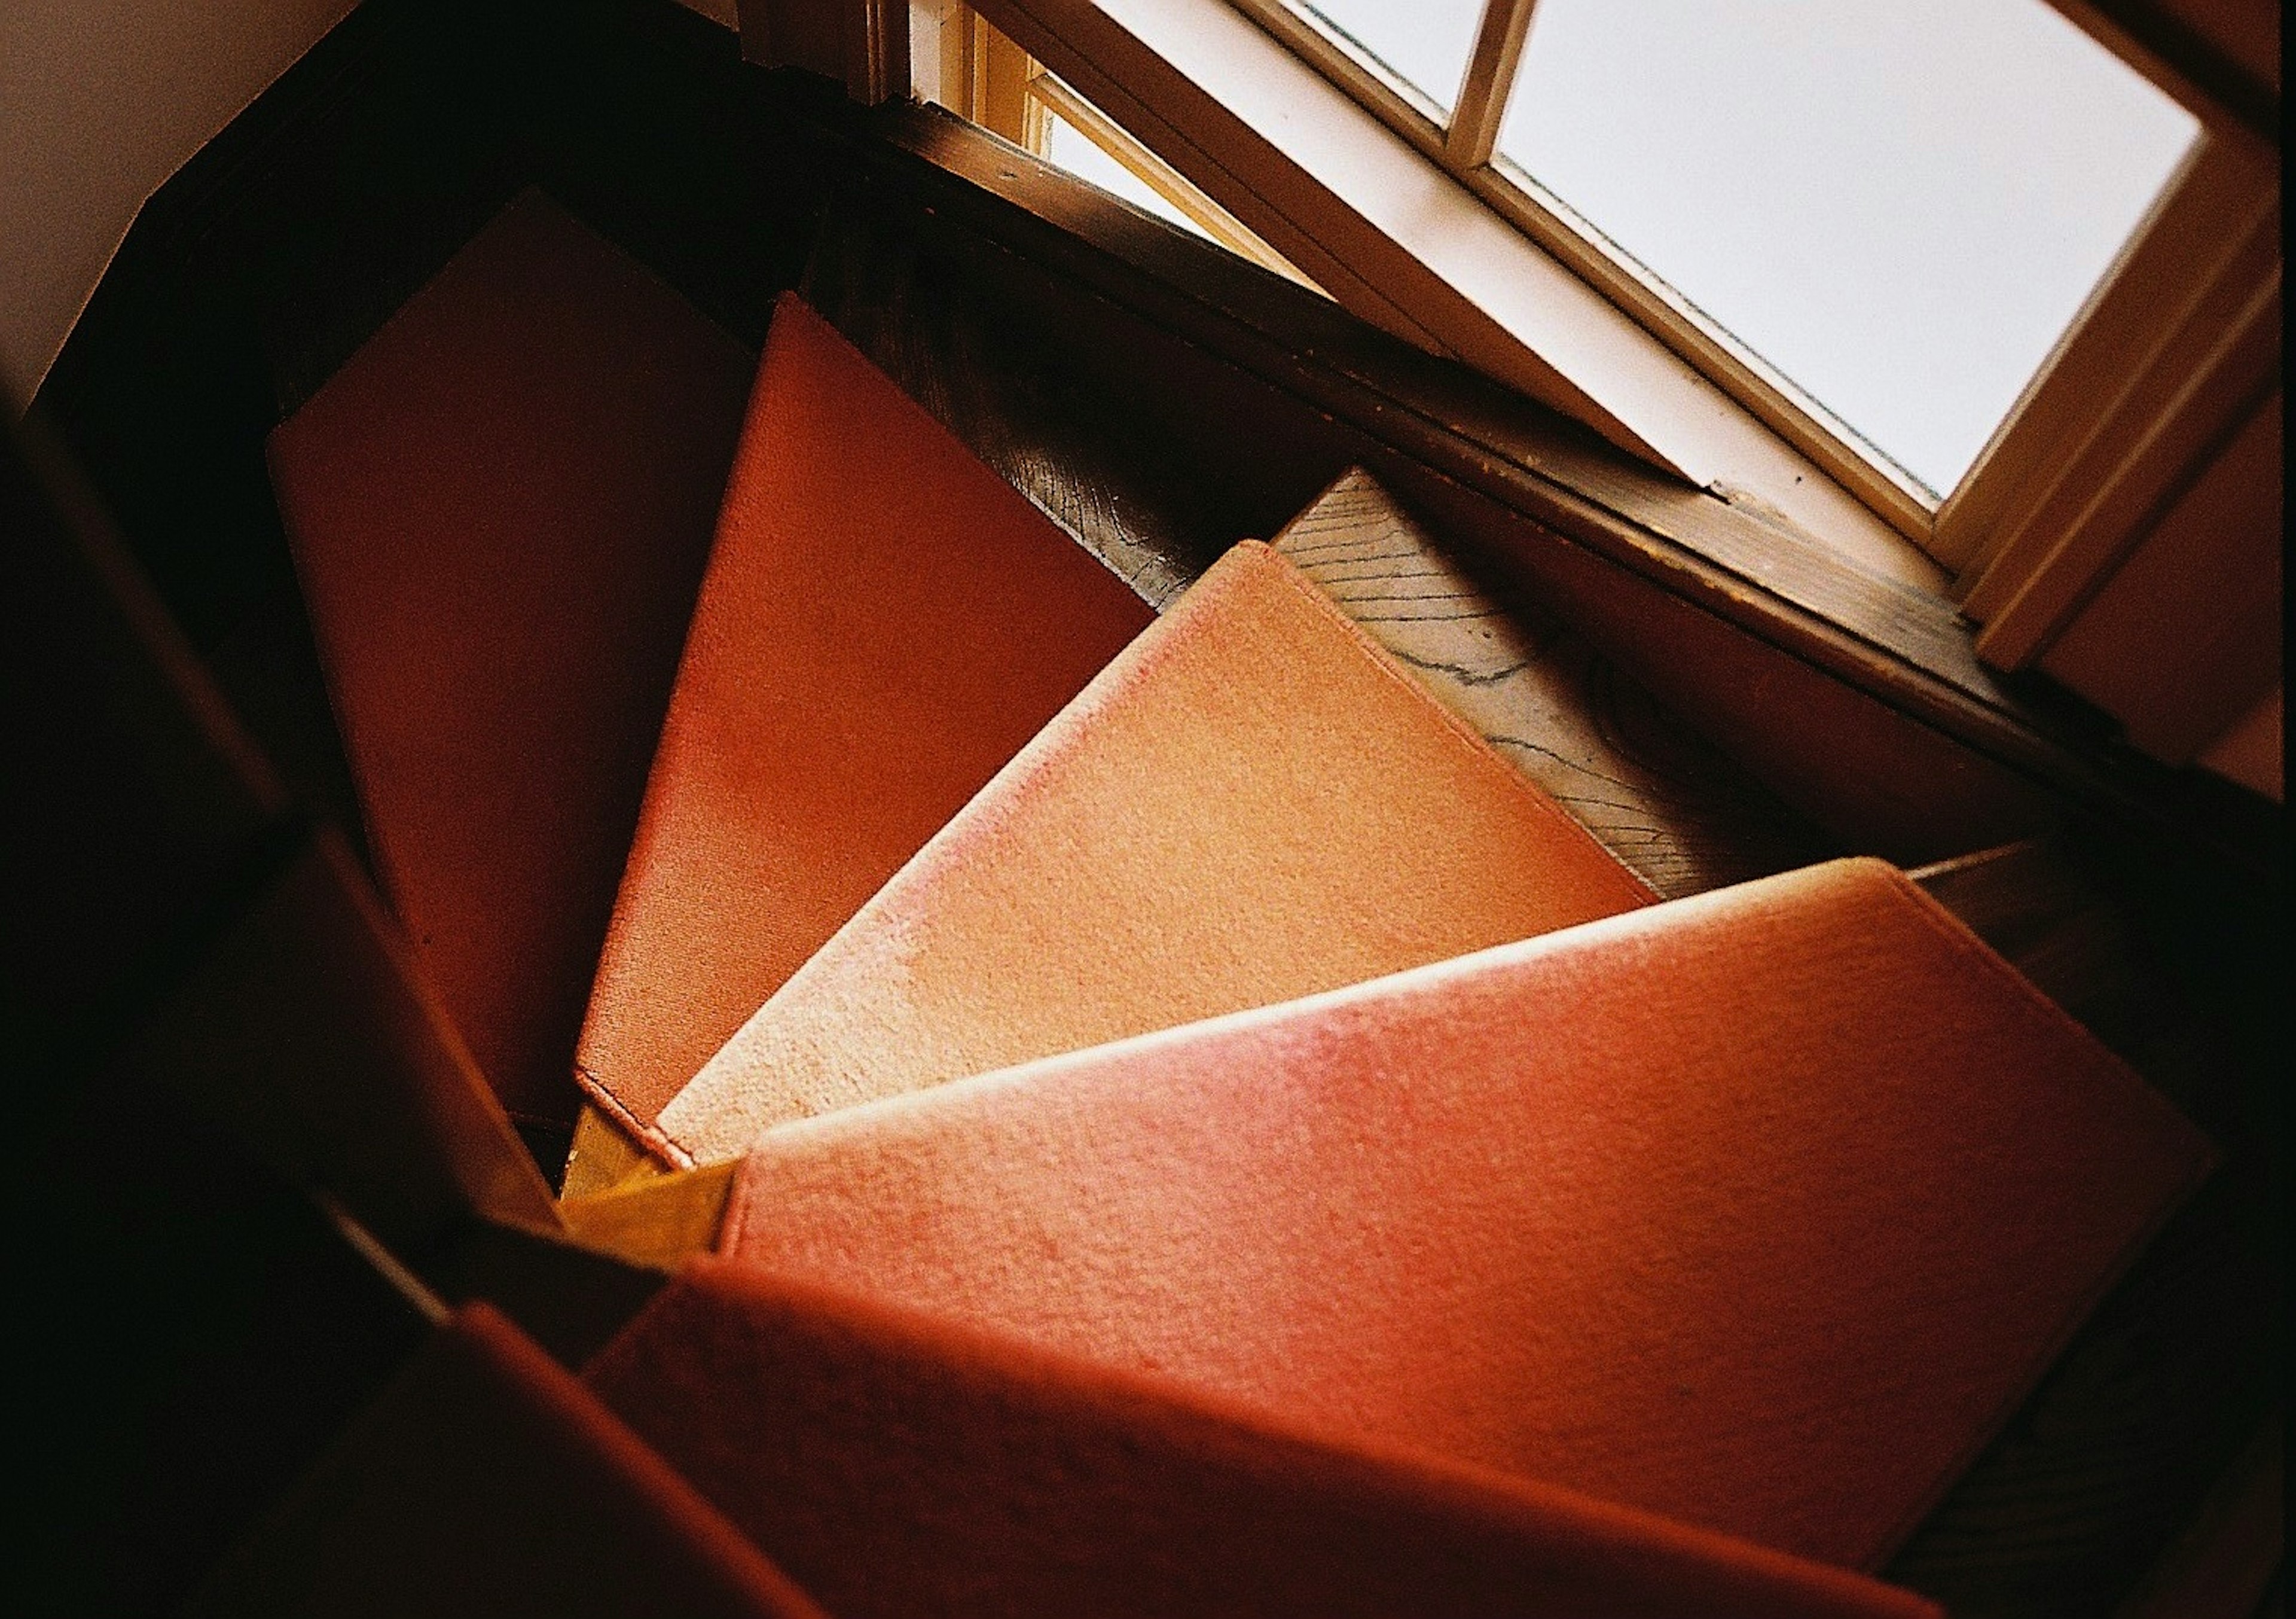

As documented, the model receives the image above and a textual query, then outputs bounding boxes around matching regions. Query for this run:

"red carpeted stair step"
[658,536,1656,1164]
[574,294,1153,1154]
[581,1257,1941,1619]
[706,857,2211,1571]
[190,1303,829,1618]
[266,190,755,1126]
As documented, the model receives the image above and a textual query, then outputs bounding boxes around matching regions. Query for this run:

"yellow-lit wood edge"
[915,0,979,123]
[558,1159,740,1270]
[978,11,1044,147]
[561,1100,673,1197]
[917,4,1038,145]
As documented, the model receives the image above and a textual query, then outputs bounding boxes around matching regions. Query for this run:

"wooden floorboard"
[1271,468,1833,897]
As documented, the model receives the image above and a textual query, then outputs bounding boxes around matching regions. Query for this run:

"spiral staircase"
[4,10,2278,1612]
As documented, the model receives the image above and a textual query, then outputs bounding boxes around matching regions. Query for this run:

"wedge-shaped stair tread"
[136,828,562,1249]
[583,1259,1939,1619]
[267,189,754,1123]
[716,857,2212,1570]
[661,537,1654,1161]
[190,1303,827,1618]
[578,294,1152,1145]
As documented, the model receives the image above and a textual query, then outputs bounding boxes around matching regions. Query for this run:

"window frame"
[1222,0,2277,569]
[780,0,2279,784]
[1027,66,1329,287]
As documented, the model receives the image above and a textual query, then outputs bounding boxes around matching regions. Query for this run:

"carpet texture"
[661,536,1654,1161]
[583,1258,1941,1619]
[189,1303,829,1618]
[267,189,755,1124]
[575,294,1152,1151]
[714,858,2213,1569]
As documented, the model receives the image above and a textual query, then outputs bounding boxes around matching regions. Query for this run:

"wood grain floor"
[1272,468,1832,897]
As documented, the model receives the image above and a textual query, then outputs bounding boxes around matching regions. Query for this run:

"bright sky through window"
[1497,0,2199,498]
[1299,0,1485,114]
[1045,112,1217,240]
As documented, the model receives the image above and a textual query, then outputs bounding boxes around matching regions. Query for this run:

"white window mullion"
[1446,0,1538,169]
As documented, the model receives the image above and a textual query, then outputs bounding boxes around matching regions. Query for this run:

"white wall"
[1,0,358,407]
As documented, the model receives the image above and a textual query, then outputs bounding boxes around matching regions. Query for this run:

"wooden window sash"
[1447,0,1537,170]
[1968,246,2281,668]
[929,7,1043,147]
[1221,0,1455,142]
[1219,0,1941,535]
[972,0,1941,586]
[1223,0,2274,556]
[758,0,2277,777]
[1469,152,1943,536]
[1022,67,1324,289]
[954,0,2275,700]
[1929,1,2281,586]
[1933,132,2267,574]
[921,6,1317,287]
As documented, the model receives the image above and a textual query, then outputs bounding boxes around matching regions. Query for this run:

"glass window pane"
[1296,0,1487,117]
[1497,0,2199,498]
[1045,112,1217,241]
